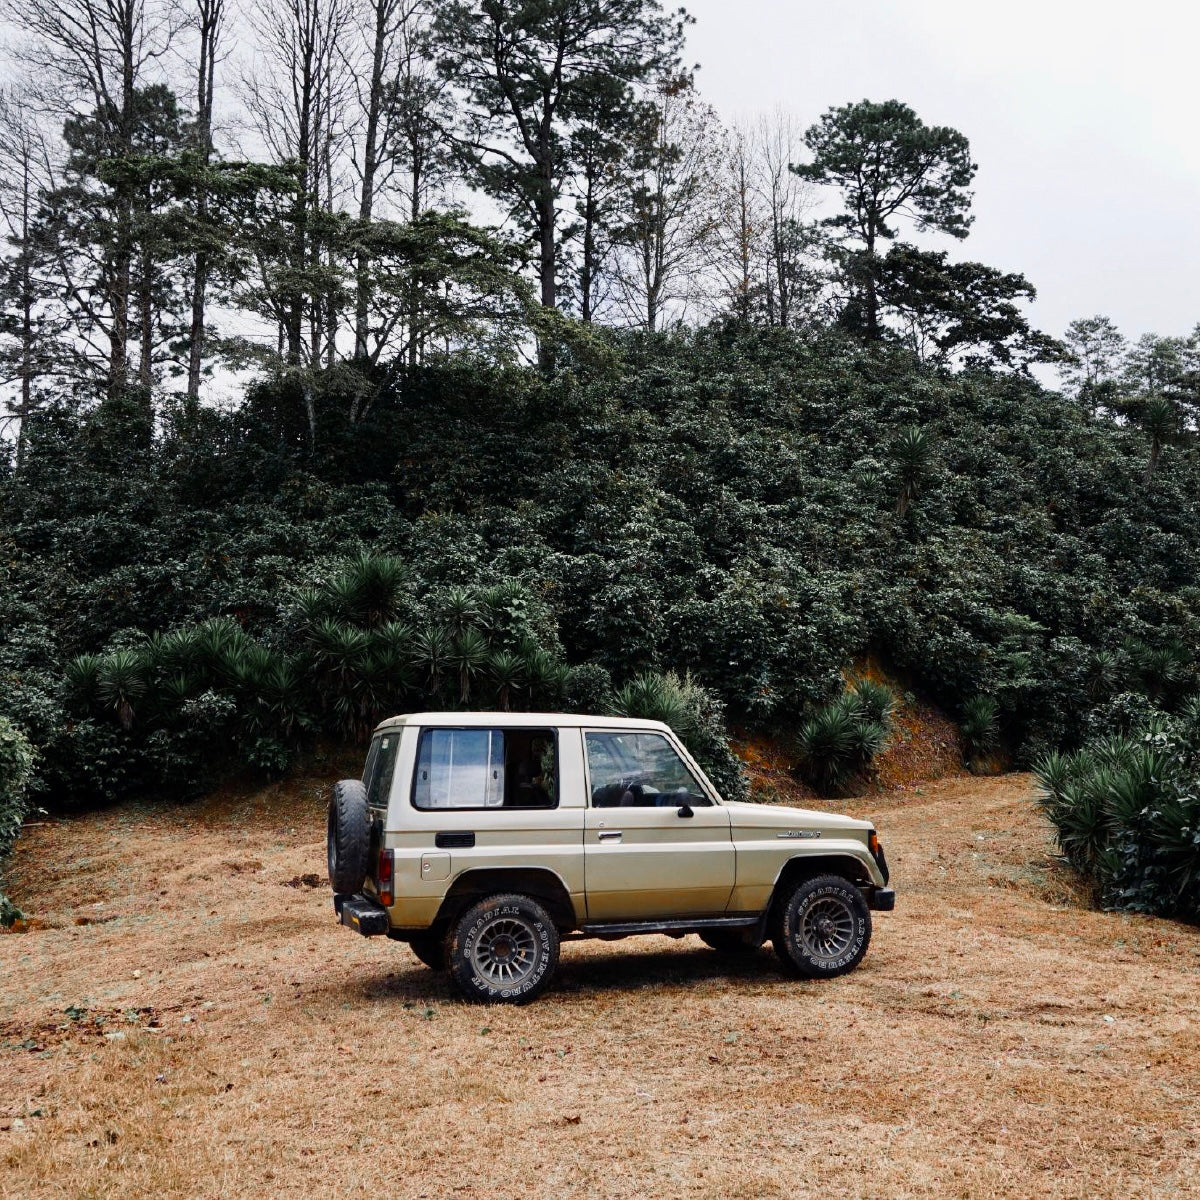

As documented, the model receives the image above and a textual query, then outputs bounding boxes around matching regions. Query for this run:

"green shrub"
[0,717,36,926]
[795,687,893,796]
[1034,716,1200,920]
[613,670,748,802]
[960,695,1000,767]
[849,679,896,726]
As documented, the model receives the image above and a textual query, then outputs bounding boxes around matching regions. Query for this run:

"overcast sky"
[683,0,1199,344]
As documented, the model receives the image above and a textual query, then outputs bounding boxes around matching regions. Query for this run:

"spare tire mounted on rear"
[327,778,371,894]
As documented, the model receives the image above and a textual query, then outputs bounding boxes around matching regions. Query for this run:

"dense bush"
[3,326,1200,820]
[55,556,747,805]
[1034,705,1200,920]
[0,717,36,925]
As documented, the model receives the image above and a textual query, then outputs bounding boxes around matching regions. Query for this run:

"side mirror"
[677,803,694,819]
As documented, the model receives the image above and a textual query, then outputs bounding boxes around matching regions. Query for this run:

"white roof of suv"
[375,712,673,734]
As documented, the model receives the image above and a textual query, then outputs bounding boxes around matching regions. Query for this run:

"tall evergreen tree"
[432,0,688,358]
[793,99,976,340]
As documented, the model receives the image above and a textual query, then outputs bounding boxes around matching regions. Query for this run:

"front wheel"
[447,894,559,1004]
[772,874,871,979]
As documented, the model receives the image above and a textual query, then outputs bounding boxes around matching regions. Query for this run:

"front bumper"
[868,887,896,912]
[333,892,389,937]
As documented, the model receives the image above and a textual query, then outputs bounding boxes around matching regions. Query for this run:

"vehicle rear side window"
[364,732,400,809]
[412,728,558,810]
[586,732,711,808]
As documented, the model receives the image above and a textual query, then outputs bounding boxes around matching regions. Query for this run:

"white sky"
[682,0,1200,343]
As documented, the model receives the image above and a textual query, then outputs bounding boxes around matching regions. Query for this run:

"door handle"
[597,830,623,842]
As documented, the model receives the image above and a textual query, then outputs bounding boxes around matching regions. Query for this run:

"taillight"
[377,848,394,908]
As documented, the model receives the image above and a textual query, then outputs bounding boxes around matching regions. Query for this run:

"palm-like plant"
[893,425,932,518]
[795,701,861,794]
[795,686,895,795]
[96,650,146,730]
[339,552,409,628]
[522,645,563,708]
[487,650,525,712]
[293,586,328,630]
[1141,395,1176,481]
[65,654,104,707]
[1125,638,1190,702]
[960,695,1000,766]
[193,617,251,688]
[441,586,480,638]
[1086,649,1126,701]
[849,679,895,726]
[614,671,695,737]
[410,626,453,699]
[450,627,491,704]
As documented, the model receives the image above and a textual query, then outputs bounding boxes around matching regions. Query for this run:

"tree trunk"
[186,0,222,410]
[138,242,153,390]
[353,0,387,363]
[107,0,139,401]
[863,230,880,340]
[17,218,33,467]
[536,157,556,368]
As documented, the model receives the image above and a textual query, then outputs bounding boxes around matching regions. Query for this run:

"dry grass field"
[3,770,1199,1199]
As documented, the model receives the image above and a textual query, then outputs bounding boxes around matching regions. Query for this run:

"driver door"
[583,730,734,921]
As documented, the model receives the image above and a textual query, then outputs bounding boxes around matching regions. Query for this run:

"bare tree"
[564,89,631,323]
[178,0,224,407]
[0,89,63,461]
[242,0,353,371]
[608,77,722,333]
[3,0,175,401]
[343,0,451,365]
[753,109,816,328]
[711,123,760,324]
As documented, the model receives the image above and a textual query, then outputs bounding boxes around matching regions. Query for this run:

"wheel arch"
[433,867,579,934]
[758,853,875,939]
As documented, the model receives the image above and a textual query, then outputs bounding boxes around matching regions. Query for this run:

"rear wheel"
[772,874,871,979]
[447,894,559,1004]
[699,929,758,955]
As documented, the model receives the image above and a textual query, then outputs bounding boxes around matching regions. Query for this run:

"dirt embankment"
[2,772,1199,1199]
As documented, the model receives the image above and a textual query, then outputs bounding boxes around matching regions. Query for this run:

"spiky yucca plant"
[960,695,1000,767]
[96,650,146,731]
[893,425,932,518]
[486,651,525,711]
[1087,649,1126,701]
[795,689,894,796]
[848,679,895,726]
[614,671,695,738]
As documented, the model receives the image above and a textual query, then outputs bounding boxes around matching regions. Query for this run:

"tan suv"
[327,712,893,1004]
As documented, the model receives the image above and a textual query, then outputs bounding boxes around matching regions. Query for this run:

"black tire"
[771,873,871,979]
[699,929,758,955]
[447,894,559,1004]
[327,779,371,895]
[409,933,448,972]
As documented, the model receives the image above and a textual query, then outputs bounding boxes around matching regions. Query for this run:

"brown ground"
[3,772,1200,1200]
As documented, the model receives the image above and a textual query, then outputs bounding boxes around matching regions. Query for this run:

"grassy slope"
[2,773,1199,1199]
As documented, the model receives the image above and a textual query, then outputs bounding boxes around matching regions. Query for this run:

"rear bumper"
[869,887,896,912]
[333,892,390,937]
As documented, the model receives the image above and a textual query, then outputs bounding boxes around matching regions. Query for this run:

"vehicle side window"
[365,732,399,809]
[413,728,558,810]
[585,732,711,808]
